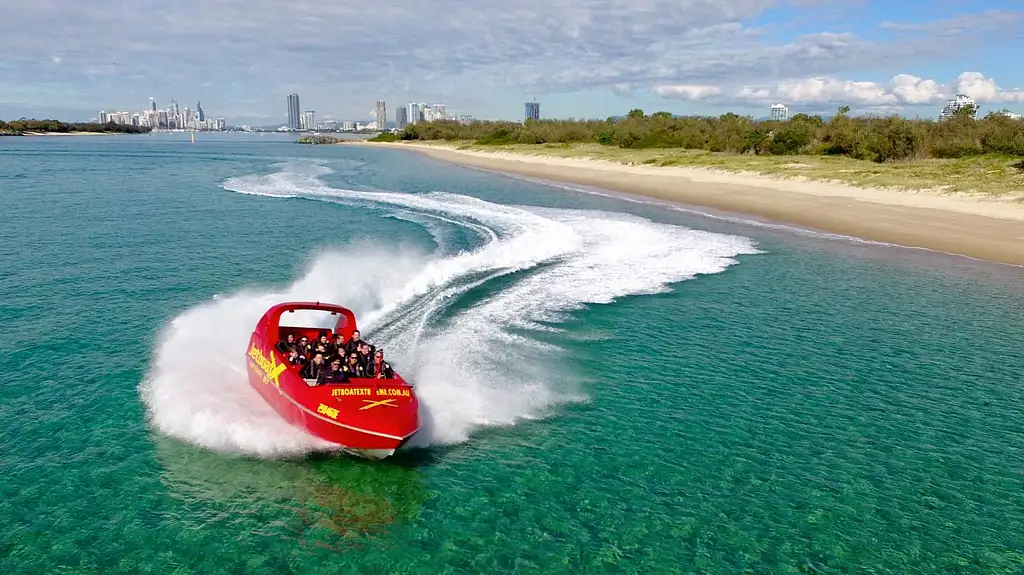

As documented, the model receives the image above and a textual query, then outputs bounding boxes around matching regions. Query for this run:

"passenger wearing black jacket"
[344,330,364,355]
[301,353,325,380]
[285,348,304,366]
[365,350,394,379]
[342,352,366,378]
[356,342,373,369]
[276,333,296,354]
[326,333,347,361]
[345,331,376,355]
[296,336,310,356]
[317,357,349,385]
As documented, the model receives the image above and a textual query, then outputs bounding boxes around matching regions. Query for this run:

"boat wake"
[139,159,759,458]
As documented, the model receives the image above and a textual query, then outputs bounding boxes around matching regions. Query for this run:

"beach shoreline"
[19,131,118,136]
[351,141,1024,266]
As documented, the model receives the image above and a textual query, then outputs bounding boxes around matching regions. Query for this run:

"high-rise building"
[287,93,301,130]
[432,104,446,120]
[407,102,424,124]
[525,100,540,121]
[302,110,315,131]
[939,94,977,121]
[396,106,408,130]
[375,100,387,130]
[196,101,205,122]
[769,103,788,121]
[150,97,156,112]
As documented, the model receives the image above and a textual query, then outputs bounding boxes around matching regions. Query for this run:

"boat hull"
[245,302,420,459]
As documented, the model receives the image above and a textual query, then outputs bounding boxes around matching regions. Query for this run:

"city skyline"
[93,96,227,130]
[1,1,1023,124]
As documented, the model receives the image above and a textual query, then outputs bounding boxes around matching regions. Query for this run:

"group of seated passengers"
[275,329,394,385]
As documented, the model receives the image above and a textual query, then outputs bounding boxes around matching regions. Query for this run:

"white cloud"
[652,72,1022,109]
[954,72,1024,104]
[889,74,944,105]
[770,77,898,106]
[651,84,722,99]
[0,1,1019,120]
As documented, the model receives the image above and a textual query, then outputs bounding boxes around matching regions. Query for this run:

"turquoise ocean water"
[1,133,1023,574]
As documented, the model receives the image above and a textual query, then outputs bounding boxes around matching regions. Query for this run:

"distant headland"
[0,119,152,136]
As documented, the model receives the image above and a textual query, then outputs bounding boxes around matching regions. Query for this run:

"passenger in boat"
[315,331,331,350]
[302,353,325,380]
[285,348,304,366]
[317,357,350,384]
[347,329,380,356]
[276,333,296,354]
[343,352,366,378]
[356,341,373,368]
[327,333,347,360]
[297,336,311,355]
[312,342,329,362]
[365,349,394,379]
[345,330,363,355]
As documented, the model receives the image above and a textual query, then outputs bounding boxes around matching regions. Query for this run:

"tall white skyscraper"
[407,102,422,124]
[769,103,789,121]
[303,110,315,130]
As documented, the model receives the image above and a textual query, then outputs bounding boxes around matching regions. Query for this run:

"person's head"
[285,334,294,342]
[288,349,298,359]
[330,357,341,370]
[348,353,359,364]
[373,350,383,363]
[334,333,345,343]
[360,342,370,353]
[299,336,308,346]
[312,353,324,364]
[351,330,360,341]
[315,343,327,353]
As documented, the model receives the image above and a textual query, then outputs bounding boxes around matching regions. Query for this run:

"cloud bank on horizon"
[0,0,1021,122]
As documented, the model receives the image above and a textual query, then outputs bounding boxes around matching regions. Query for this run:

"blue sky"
[0,0,1021,125]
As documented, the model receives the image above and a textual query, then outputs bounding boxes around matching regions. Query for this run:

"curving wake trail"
[139,160,759,458]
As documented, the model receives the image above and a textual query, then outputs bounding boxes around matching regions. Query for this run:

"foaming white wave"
[142,159,759,457]
[139,247,429,457]
[381,208,758,445]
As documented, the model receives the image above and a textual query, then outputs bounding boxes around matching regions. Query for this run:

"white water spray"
[140,160,759,457]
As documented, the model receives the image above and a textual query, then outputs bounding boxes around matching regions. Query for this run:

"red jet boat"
[245,301,419,459]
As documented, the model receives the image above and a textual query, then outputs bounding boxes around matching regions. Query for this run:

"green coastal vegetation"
[0,118,152,136]
[370,106,1024,197]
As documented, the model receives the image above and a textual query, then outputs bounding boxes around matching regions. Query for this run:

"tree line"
[0,118,152,135]
[373,106,1024,162]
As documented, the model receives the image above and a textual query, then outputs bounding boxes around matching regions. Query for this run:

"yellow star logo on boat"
[359,399,399,410]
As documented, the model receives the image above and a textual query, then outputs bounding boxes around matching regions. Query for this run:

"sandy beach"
[356,141,1024,266]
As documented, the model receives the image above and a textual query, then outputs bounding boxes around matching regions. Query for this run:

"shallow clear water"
[2,133,1023,574]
